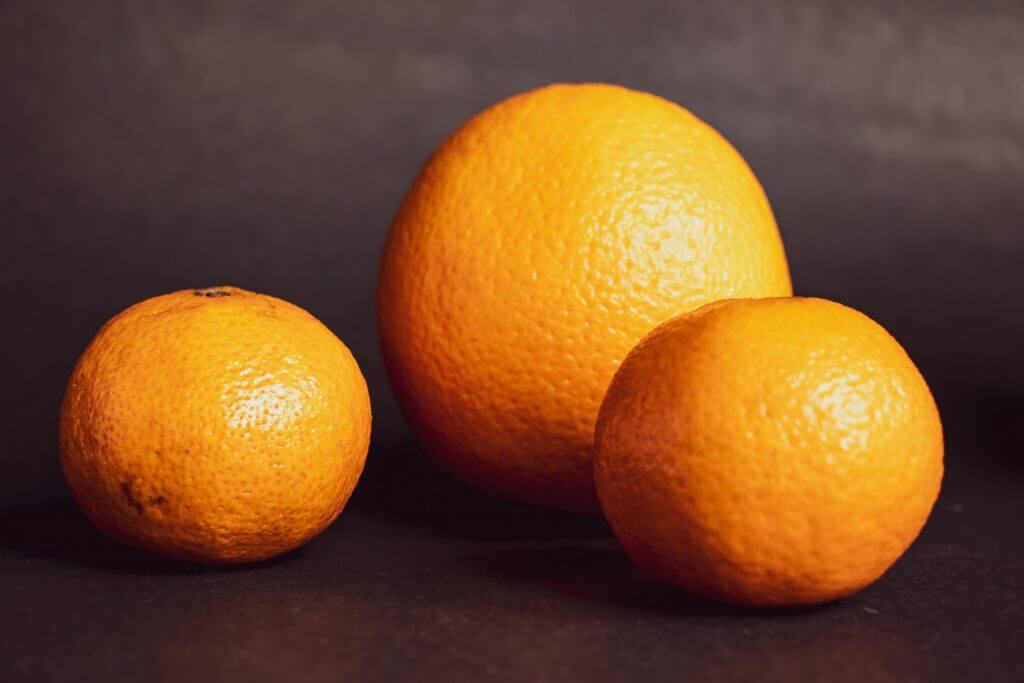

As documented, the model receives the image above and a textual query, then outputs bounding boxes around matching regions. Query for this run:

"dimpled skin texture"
[594,297,944,606]
[59,287,372,563]
[378,83,791,512]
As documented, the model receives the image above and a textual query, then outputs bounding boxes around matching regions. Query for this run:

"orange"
[594,297,944,606]
[378,83,791,512]
[59,287,371,563]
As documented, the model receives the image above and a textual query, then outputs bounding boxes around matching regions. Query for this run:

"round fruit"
[378,83,791,512]
[59,287,371,563]
[594,297,944,606]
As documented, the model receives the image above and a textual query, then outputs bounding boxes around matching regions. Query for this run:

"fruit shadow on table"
[1,388,1020,615]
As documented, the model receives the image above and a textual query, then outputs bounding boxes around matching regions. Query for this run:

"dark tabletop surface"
[3,402,1023,683]
[2,1,1023,681]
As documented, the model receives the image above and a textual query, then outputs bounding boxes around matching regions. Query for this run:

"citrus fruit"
[594,297,944,606]
[378,83,791,512]
[59,286,371,563]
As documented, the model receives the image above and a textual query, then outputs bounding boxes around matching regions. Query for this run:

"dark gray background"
[1,1,1022,681]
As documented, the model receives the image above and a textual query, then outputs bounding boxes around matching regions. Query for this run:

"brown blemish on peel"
[120,481,144,513]
[120,481,167,513]
[194,289,231,298]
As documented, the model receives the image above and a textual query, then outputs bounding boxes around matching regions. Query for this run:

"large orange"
[594,297,944,606]
[60,287,371,563]
[378,83,791,512]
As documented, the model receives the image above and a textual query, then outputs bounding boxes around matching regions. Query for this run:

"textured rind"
[378,83,792,512]
[59,286,372,563]
[594,297,944,606]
